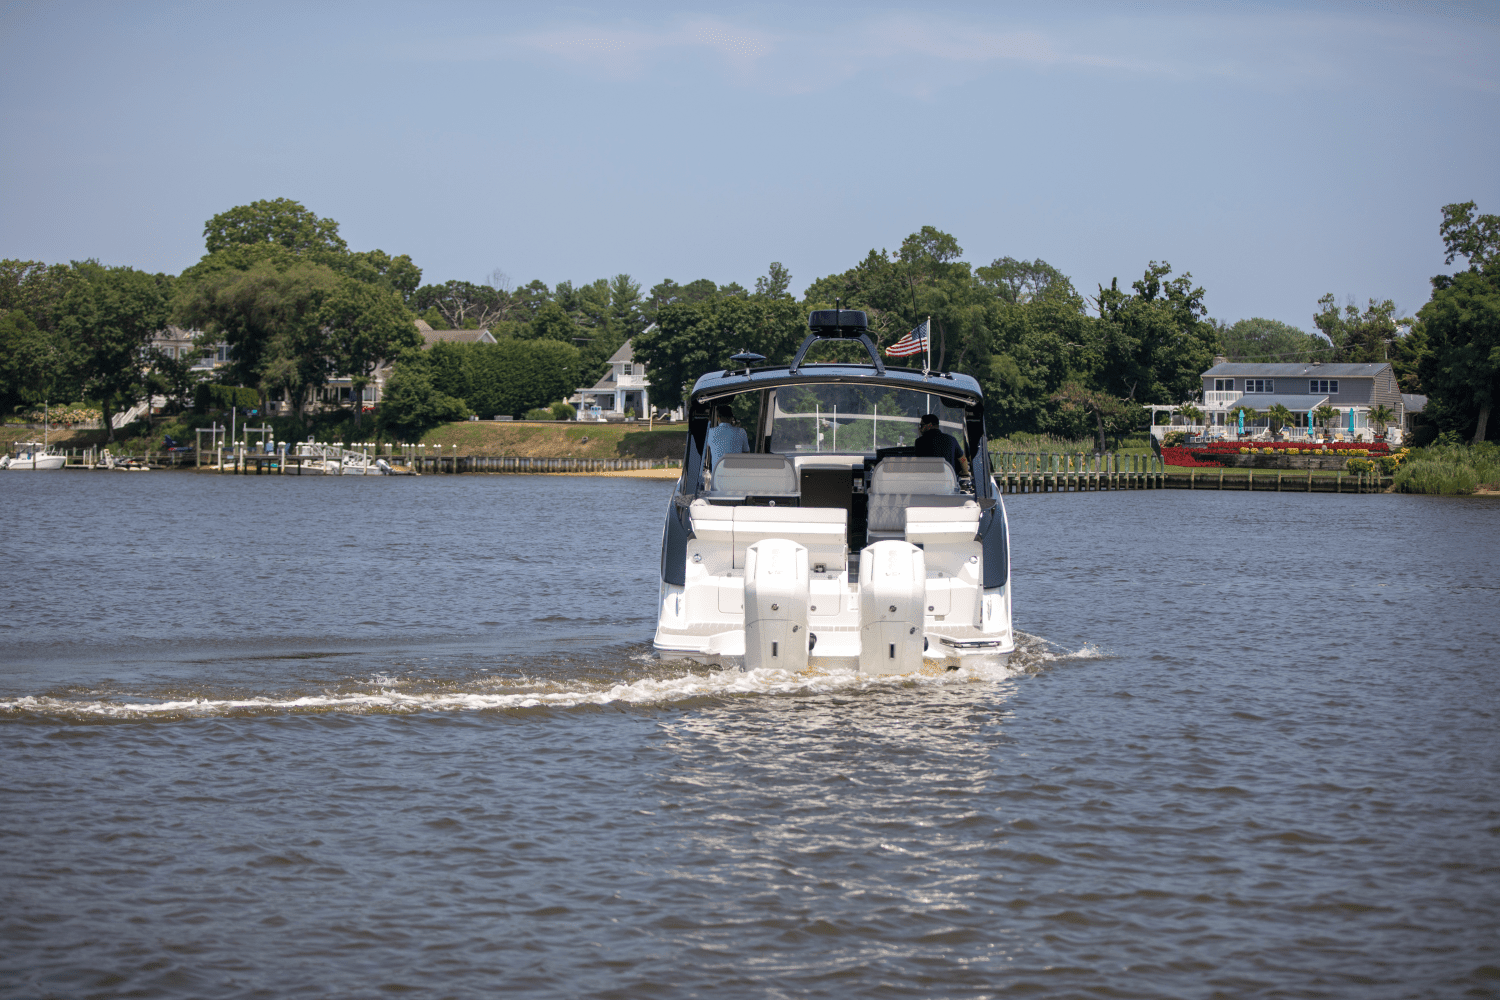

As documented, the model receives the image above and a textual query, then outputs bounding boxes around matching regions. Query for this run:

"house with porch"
[573,339,653,421]
[1154,359,1407,443]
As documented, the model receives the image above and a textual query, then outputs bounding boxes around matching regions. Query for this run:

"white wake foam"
[0,634,1099,718]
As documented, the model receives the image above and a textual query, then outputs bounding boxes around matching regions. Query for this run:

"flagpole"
[923,316,931,376]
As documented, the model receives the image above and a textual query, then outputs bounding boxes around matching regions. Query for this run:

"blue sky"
[2,1,1496,329]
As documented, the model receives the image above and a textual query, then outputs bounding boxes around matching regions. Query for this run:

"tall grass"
[1392,442,1500,495]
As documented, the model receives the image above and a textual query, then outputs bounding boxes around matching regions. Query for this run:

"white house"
[574,338,652,420]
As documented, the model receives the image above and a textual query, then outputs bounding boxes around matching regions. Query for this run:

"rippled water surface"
[2,472,1497,999]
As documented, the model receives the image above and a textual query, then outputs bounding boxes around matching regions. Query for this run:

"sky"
[2,0,1497,330]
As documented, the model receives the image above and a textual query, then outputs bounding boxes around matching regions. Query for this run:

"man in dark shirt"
[914,414,970,477]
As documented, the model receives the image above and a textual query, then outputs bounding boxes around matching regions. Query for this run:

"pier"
[991,452,1389,494]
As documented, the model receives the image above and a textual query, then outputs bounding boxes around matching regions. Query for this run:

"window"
[1214,378,1234,392]
[1309,379,1338,394]
[1244,379,1273,393]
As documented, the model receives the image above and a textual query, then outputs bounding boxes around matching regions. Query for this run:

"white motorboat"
[654,309,1014,675]
[2,441,66,471]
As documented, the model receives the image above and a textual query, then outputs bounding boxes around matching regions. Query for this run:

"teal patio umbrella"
[1238,409,1245,436]
[1348,407,1355,435]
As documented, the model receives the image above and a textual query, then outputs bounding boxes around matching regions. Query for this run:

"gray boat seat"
[866,457,960,538]
[709,453,798,499]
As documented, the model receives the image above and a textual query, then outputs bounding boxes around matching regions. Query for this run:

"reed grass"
[1392,442,1500,495]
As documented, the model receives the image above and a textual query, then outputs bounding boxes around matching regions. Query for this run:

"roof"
[421,327,495,346]
[1217,393,1328,413]
[1402,393,1427,413]
[606,339,635,365]
[690,364,984,410]
[1203,362,1392,378]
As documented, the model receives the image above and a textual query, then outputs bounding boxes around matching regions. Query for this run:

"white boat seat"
[730,506,847,570]
[867,494,971,537]
[710,453,798,495]
[904,502,981,541]
[687,502,847,571]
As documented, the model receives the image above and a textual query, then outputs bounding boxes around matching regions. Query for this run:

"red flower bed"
[1199,440,1389,455]
[1162,446,1225,467]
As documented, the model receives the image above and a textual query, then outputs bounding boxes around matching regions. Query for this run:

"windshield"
[766,384,967,454]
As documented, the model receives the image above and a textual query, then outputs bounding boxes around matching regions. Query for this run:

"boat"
[653,309,1014,675]
[2,441,66,471]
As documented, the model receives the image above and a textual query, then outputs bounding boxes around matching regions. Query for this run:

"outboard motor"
[743,538,810,671]
[858,540,927,674]
[376,458,392,474]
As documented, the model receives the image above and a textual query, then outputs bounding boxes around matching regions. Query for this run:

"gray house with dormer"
[1195,360,1405,439]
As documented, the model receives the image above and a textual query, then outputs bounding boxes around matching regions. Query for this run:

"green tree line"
[4,199,1494,446]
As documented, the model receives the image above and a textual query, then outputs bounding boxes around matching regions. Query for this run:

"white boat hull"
[3,454,65,471]
[654,489,1014,676]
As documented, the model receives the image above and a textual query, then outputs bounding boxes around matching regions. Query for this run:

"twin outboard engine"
[743,539,810,671]
[858,541,927,674]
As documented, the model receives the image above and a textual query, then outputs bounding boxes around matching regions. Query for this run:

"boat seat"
[687,502,847,571]
[869,456,957,495]
[866,457,961,538]
[709,453,798,499]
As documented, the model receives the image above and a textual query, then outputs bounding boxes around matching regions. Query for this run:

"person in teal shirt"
[704,404,749,471]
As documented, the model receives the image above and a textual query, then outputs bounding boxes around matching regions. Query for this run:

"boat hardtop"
[654,309,1014,674]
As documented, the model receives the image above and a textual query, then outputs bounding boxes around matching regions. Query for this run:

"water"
[2,472,1497,999]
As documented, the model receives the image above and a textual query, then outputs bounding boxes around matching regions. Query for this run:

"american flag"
[884,319,929,358]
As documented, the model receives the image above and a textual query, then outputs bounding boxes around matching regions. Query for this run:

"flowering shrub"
[1162,446,1225,468]
[1346,458,1375,474]
[23,407,101,425]
[1203,441,1387,456]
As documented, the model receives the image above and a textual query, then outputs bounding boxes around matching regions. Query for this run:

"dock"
[991,452,1389,494]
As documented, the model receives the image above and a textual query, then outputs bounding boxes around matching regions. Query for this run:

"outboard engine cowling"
[858,540,927,674]
[743,538,810,671]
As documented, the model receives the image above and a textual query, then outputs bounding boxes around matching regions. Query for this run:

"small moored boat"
[2,441,66,471]
[654,310,1014,674]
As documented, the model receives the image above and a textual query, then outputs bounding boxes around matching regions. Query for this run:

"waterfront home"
[573,338,654,421]
[1157,359,1407,443]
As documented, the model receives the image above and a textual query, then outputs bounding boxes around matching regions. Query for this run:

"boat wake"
[0,633,1103,719]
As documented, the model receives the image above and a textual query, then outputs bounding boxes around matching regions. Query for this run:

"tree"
[1439,201,1500,272]
[1177,402,1205,427]
[1092,262,1215,405]
[609,274,644,336]
[376,362,468,439]
[411,279,507,330]
[176,261,342,417]
[1415,268,1500,443]
[1213,317,1331,363]
[319,279,421,428]
[346,249,423,303]
[527,301,578,342]
[1368,404,1395,437]
[755,262,792,300]
[1265,402,1296,438]
[634,296,805,411]
[203,198,348,259]
[1313,295,1409,363]
[1049,383,1141,453]
[1313,404,1338,436]
[424,340,581,419]
[58,262,172,440]
[1226,404,1260,435]
[976,257,1074,305]
[0,309,75,415]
